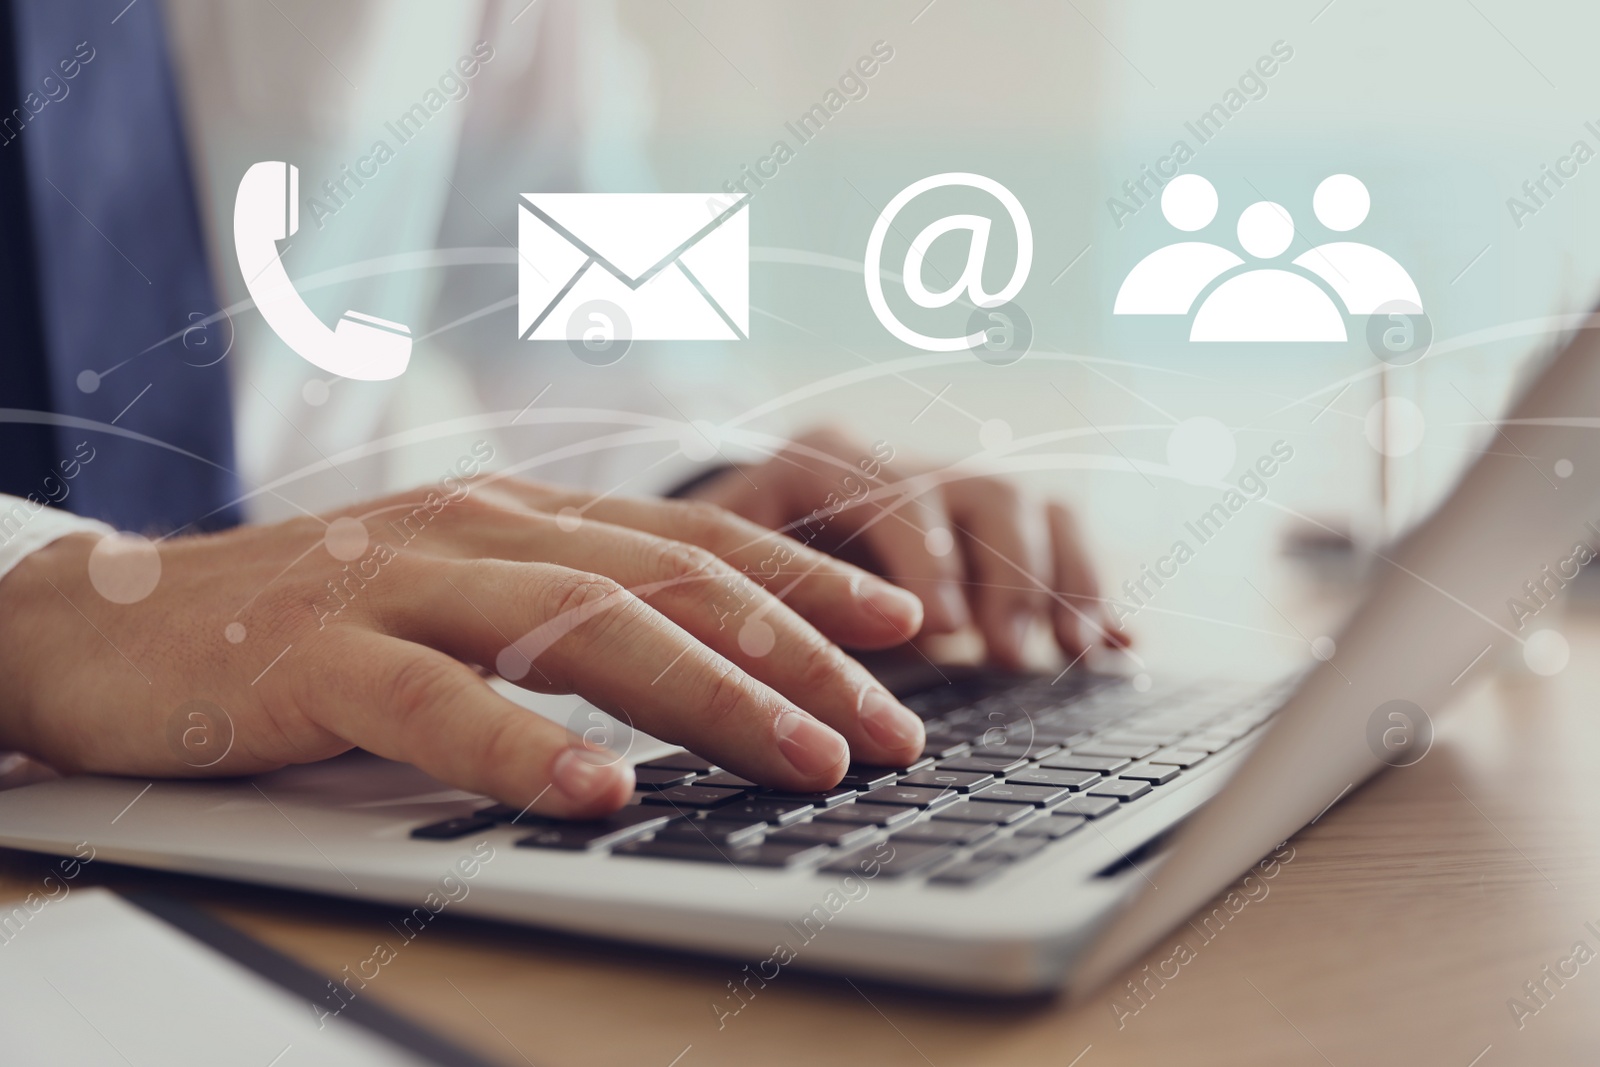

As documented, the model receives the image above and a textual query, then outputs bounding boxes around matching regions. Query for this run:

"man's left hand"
[685,428,1130,669]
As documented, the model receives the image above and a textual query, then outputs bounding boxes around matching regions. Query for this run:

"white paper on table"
[0,887,434,1066]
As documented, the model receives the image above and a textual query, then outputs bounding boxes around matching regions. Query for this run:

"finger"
[945,479,1051,670]
[1046,501,1131,656]
[681,464,791,530]
[303,631,635,818]
[543,494,924,649]
[819,463,971,633]
[382,558,859,791]
[492,451,947,633]
[501,514,927,766]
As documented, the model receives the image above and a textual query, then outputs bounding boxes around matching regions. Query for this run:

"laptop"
[0,318,1593,996]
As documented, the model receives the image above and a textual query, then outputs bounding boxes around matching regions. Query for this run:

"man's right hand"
[0,477,928,818]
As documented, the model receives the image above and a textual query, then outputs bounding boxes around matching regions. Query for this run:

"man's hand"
[0,478,929,817]
[687,427,1129,669]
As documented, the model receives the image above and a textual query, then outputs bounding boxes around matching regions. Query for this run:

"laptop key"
[814,803,920,828]
[933,800,1035,825]
[641,785,748,809]
[615,838,829,867]
[1038,754,1131,774]
[972,740,1061,760]
[1070,741,1157,760]
[411,816,495,841]
[1015,814,1087,839]
[654,819,768,848]
[1029,728,1095,746]
[1179,733,1233,753]
[937,755,1030,774]
[1118,762,1181,785]
[633,768,699,790]
[1087,779,1152,802]
[891,819,996,846]
[514,807,674,851]
[703,799,816,826]
[822,841,953,879]
[974,701,1025,723]
[943,721,1001,742]
[756,785,858,808]
[899,769,995,793]
[767,821,878,848]
[838,766,900,791]
[476,804,530,823]
[970,783,1071,807]
[928,859,1008,886]
[639,752,716,773]
[921,738,971,761]
[730,841,834,868]
[1054,795,1120,818]
[697,771,757,789]
[1096,730,1181,747]
[1006,768,1102,791]
[973,836,1049,862]
[860,785,961,810]
[613,838,731,863]
[1148,747,1209,768]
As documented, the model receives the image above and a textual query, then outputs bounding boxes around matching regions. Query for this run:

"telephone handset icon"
[232,161,412,381]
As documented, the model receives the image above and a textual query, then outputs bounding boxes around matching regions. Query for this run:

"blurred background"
[168,0,1600,681]
[613,0,1600,677]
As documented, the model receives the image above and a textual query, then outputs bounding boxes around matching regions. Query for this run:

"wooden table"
[4,616,1599,1067]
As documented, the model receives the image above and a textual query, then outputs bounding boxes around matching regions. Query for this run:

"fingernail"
[774,710,848,778]
[859,689,924,750]
[934,583,969,628]
[551,746,628,804]
[857,578,923,628]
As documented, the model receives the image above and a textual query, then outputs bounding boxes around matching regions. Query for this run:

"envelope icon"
[518,193,749,341]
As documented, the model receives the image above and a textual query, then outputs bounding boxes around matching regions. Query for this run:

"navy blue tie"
[7,0,241,533]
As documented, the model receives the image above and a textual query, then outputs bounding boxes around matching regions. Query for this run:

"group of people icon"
[1114,173,1421,342]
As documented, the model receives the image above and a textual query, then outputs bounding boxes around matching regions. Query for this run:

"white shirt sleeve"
[0,496,115,586]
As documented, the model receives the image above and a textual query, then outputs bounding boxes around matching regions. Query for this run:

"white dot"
[1161,174,1219,232]
[1523,629,1569,676]
[302,379,330,406]
[1555,458,1573,479]
[76,370,100,394]
[88,533,161,604]
[224,622,246,644]
[681,420,720,463]
[1237,202,1294,259]
[1166,417,1236,485]
[1312,174,1370,232]
[556,507,583,532]
[738,618,775,657]
[496,645,533,682]
[1364,397,1425,457]
[924,527,954,557]
[979,418,1012,450]
[1311,636,1336,661]
[1131,673,1152,692]
[324,517,369,561]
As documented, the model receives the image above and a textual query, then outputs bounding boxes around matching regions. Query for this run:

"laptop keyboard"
[409,672,1289,888]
